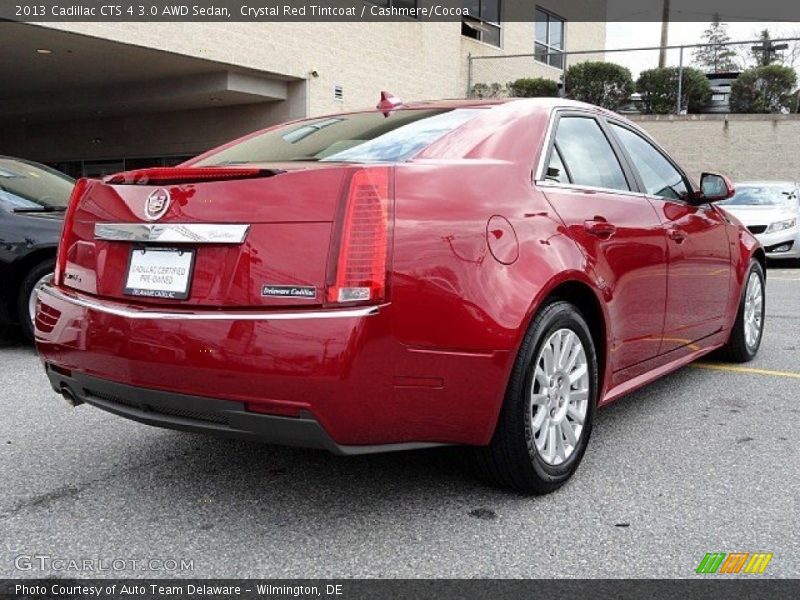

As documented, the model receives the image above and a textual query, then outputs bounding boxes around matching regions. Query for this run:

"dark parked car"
[0,156,74,341]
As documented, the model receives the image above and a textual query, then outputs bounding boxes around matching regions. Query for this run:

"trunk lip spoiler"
[37,284,382,321]
[103,167,283,185]
[94,223,250,244]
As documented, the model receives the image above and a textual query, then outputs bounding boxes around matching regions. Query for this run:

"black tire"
[721,259,765,363]
[474,300,598,495]
[17,259,55,344]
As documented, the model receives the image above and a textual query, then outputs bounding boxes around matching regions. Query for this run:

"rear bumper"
[35,283,508,448]
[44,367,442,455]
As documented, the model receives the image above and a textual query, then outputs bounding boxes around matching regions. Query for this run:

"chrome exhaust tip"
[60,386,82,407]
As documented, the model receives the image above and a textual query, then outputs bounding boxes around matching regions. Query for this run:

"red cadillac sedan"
[35,97,765,494]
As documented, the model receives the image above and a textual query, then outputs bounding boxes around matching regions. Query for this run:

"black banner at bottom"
[2,579,800,600]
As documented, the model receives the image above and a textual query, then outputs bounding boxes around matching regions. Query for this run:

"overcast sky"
[604,22,800,77]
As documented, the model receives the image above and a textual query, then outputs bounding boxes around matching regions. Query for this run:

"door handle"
[584,219,617,238]
[668,227,688,243]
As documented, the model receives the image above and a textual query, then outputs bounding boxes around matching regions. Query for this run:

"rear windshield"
[720,184,799,207]
[194,108,485,166]
[0,157,75,212]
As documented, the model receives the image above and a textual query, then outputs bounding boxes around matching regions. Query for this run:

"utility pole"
[659,0,670,68]
[751,37,788,66]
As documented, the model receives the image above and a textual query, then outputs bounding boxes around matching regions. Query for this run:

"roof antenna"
[377,91,403,116]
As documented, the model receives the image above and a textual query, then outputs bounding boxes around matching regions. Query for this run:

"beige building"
[0,2,606,177]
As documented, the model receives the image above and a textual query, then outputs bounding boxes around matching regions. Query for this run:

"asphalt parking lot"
[1,267,798,579]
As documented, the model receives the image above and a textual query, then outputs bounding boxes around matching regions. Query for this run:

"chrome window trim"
[534,107,560,182]
[94,223,250,244]
[534,179,651,199]
[38,284,380,321]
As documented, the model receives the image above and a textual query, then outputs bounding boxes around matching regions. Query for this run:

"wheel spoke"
[543,345,555,377]
[531,392,548,406]
[534,366,549,390]
[547,424,558,462]
[571,389,589,403]
[562,418,577,447]
[554,425,566,462]
[567,404,584,424]
[569,363,587,385]
[552,332,563,370]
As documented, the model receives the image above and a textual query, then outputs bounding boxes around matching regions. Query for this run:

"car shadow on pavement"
[106,365,695,514]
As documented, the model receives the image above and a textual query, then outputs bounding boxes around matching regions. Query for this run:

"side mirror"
[697,172,735,203]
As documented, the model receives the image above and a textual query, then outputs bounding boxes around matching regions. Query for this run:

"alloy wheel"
[529,328,590,466]
[743,271,764,350]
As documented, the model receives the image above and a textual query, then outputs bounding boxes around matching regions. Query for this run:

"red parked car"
[35,97,765,494]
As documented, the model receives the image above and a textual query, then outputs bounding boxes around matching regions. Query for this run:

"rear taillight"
[55,178,89,286]
[327,168,392,304]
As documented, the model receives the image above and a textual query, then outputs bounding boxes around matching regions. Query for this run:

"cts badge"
[261,285,317,299]
[145,188,171,221]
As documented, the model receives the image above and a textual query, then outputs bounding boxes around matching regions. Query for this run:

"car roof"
[398,97,614,115]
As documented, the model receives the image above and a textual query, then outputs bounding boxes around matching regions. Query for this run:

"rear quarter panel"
[389,135,601,443]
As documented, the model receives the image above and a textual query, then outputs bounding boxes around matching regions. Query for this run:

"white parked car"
[719,181,800,260]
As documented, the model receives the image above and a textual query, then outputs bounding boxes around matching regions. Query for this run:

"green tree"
[692,16,737,73]
[507,77,559,98]
[637,67,712,114]
[729,64,797,113]
[564,61,634,110]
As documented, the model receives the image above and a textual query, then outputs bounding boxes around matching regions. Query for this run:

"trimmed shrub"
[637,67,712,114]
[508,77,559,98]
[564,61,634,110]
[730,65,797,113]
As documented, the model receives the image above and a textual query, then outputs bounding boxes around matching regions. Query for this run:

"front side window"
[462,0,501,47]
[610,124,689,200]
[535,8,565,69]
[194,109,486,166]
[550,117,629,191]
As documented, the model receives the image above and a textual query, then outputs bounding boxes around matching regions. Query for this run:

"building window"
[462,0,501,47]
[535,7,565,69]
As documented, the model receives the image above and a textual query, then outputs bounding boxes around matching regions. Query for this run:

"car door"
[537,112,668,372]
[607,121,732,353]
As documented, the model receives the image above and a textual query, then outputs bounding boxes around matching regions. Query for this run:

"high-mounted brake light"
[327,168,391,304]
[55,178,89,286]
[104,167,265,185]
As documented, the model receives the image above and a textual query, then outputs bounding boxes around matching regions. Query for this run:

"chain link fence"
[467,37,800,114]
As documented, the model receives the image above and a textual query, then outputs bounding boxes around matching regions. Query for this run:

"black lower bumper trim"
[44,365,447,456]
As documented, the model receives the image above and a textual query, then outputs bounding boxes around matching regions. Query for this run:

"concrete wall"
[630,114,800,184]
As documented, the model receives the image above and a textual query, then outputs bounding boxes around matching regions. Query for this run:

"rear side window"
[552,117,629,191]
[610,124,689,200]
[195,108,485,165]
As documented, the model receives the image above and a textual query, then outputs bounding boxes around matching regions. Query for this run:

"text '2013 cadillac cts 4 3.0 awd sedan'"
[35,96,766,494]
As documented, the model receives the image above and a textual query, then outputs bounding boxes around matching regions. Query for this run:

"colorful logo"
[696,552,773,574]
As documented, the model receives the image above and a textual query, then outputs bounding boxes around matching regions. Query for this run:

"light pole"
[659,0,670,68]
